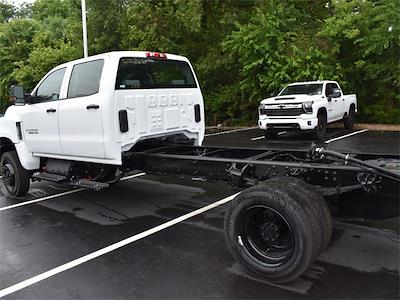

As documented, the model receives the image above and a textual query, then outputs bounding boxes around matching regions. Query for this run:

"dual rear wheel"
[224,177,332,283]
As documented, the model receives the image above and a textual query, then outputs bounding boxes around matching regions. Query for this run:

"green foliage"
[0,0,82,112]
[0,0,14,23]
[0,0,398,124]
[219,0,343,122]
[0,18,39,111]
[320,0,400,124]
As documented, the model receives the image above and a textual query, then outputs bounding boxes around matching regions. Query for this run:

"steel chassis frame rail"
[125,144,400,197]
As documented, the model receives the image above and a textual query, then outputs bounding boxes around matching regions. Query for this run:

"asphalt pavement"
[0,127,399,299]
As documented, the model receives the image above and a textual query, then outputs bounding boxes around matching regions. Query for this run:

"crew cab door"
[58,59,105,158]
[325,83,342,120]
[332,82,346,118]
[22,67,66,155]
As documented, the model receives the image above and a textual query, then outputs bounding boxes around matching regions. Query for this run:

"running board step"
[32,172,67,183]
[70,179,109,191]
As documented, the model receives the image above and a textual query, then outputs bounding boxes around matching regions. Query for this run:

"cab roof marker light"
[146,52,167,59]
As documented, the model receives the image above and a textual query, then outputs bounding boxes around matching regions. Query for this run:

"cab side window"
[331,83,339,91]
[68,59,104,98]
[36,68,66,102]
[325,83,333,97]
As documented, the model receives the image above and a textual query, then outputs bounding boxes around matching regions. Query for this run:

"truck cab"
[0,51,205,196]
[258,81,357,140]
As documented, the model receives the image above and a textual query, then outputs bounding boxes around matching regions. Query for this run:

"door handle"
[46,108,56,113]
[86,104,100,110]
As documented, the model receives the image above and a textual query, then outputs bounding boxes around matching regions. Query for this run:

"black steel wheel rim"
[1,160,16,193]
[236,205,294,267]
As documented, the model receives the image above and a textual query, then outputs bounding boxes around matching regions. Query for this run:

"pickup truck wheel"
[0,151,30,197]
[343,107,355,130]
[314,112,327,141]
[267,177,333,252]
[224,181,318,283]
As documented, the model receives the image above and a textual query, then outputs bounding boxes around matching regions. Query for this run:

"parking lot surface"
[0,127,399,299]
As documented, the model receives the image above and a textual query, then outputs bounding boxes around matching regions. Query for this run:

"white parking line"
[0,192,239,298]
[325,129,369,144]
[250,130,287,141]
[250,136,265,141]
[205,126,257,137]
[0,173,146,212]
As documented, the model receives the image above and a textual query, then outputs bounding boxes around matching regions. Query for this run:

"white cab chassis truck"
[258,81,357,140]
[1,52,399,284]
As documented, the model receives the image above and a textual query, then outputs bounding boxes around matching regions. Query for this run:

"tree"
[0,18,39,111]
[320,0,400,123]
[0,0,14,23]
[0,0,398,123]
[221,0,342,122]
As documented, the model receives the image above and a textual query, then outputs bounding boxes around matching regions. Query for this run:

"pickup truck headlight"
[302,101,313,114]
[259,104,265,115]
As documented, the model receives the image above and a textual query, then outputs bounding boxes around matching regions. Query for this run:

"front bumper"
[258,115,318,131]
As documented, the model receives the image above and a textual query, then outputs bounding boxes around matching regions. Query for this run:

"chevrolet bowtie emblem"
[278,105,285,109]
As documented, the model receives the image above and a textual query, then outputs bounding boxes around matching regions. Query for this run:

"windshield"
[279,84,323,96]
[115,57,197,89]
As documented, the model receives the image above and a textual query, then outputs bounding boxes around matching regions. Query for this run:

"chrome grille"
[260,108,305,116]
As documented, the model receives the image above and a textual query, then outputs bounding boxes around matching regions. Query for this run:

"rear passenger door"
[58,59,105,158]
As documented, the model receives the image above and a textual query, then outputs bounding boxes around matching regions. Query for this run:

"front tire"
[0,151,30,197]
[224,180,320,283]
[314,112,327,141]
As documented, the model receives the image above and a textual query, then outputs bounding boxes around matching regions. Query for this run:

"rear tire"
[314,112,327,141]
[0,151,30,197]
[267,177,333,252]
[224,180,321,283]
[344,106,355,130]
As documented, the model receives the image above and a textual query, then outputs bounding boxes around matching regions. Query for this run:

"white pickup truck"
[258,81,357,140]
[1,53,399,285]
[0,51,204,196]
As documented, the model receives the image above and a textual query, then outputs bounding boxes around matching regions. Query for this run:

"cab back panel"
[115,89,202,145]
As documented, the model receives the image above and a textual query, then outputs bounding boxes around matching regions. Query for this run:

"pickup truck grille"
[260,108,305,116]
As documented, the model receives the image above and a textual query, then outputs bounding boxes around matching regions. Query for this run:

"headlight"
[302,101,313,113]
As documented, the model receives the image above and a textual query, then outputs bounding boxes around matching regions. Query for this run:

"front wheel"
[313,112,327,141]
[0,151,30,197]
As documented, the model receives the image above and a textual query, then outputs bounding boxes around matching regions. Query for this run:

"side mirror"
[332,88,341,98]
[10,85,25,103]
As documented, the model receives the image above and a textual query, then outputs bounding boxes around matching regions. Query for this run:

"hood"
[260,94,322,105]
